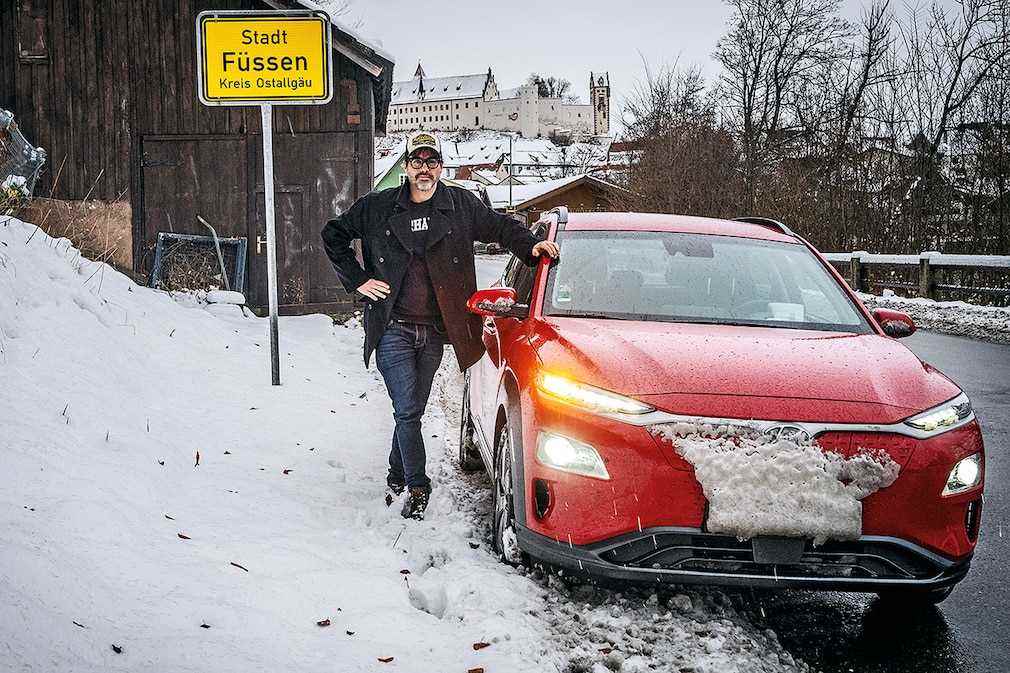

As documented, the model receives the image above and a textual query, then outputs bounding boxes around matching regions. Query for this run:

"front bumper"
[518,524,972,592]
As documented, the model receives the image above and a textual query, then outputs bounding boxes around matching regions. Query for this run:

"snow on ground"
[859,291,1010,343]
[650,424,899,545]
[1,218,807,672]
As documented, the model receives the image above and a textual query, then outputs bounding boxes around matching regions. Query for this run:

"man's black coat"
[321,182,542,371]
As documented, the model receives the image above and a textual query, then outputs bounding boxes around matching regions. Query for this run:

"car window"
[501,256,519,288]
[513,263,535,305]
[500,223,547,304]
[543,230,871,333]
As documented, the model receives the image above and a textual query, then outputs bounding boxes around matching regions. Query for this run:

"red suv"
[459,209,984,603]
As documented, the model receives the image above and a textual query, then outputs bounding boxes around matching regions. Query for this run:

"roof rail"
[733,216,795,237]
[546,205,569,225]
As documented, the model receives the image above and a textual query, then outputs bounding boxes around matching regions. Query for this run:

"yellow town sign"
[197,11,332,105]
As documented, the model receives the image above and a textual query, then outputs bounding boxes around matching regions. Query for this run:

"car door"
[479,233,542,428]
[474,255,520,437]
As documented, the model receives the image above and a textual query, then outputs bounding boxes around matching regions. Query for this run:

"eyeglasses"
[408,156,442,169]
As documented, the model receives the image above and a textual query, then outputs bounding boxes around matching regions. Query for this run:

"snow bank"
[859,291,1010,343]
[650,423,899,545]
[0,217,548,672]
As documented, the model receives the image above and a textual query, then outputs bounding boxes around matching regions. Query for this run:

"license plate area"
[752,536,807,564]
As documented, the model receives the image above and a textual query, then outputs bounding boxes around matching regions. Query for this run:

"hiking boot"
[400,486,431,520]
[385,479,405,507]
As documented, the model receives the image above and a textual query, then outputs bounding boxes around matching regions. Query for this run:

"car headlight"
[537,373,654,415]
[536,431,610,480]
[904,393,973,435]
[942,453,982,496]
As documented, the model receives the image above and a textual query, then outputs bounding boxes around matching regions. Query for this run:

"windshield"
[543,230,871,333]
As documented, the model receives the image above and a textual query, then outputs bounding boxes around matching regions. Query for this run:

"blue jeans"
[375,321,448,489]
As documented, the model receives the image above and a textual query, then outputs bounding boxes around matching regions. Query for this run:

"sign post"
[196,10,333,385]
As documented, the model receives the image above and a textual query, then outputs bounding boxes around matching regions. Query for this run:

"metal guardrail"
[822,250,1010,303]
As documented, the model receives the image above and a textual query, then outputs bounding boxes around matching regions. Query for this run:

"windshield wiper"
[555,311,626,320]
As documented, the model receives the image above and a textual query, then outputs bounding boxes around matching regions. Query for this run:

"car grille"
[596,532,944,580]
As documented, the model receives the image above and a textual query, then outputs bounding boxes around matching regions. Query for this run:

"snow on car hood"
[533,317,961,411]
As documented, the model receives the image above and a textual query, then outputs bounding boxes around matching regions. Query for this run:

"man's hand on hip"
[357,278,391,300]
[532,240,560,259]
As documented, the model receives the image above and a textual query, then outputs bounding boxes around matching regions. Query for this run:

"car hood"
[531,318,961,414]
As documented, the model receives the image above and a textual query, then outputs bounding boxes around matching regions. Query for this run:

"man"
[321,131,559,520]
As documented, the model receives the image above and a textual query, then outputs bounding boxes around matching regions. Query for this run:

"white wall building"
[386,65,610,139]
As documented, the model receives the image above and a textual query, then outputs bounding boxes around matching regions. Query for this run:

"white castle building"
[386,65,610,139]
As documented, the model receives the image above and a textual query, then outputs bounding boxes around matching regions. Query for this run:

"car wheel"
[492,422,524,566]
[877,585,955,605]
[458,373,484,473]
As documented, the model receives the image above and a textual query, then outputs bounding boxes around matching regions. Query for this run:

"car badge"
[763,424,812,443]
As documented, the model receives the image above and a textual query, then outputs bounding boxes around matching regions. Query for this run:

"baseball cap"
[406,131,441,159]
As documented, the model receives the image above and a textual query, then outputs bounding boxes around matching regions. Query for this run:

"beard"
[412,175,436,191]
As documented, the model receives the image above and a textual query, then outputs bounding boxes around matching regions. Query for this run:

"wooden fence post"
[850,252,867,292]
[919,251,940,300]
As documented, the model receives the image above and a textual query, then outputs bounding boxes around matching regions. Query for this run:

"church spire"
[414,62,426,78]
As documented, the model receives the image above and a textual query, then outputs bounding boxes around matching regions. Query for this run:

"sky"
[325,0,951,135]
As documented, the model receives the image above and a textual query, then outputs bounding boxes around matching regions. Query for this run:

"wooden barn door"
[139,136,248,277]
[250,185,308,309]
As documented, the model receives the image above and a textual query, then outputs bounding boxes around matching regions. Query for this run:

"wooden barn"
[0,0,394,313]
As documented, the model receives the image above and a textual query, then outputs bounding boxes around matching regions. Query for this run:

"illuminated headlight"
[537,373,654,415]
[904,393,973,435]
[536,432,610,480]
[942,453,982,496]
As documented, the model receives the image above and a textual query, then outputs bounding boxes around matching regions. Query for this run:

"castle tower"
[590,72,610,136]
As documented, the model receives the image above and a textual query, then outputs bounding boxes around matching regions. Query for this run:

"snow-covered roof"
[391,73,488,105]
[295,0,396,65]
[471,169,501,185]
[372,144,405,186]
[484,173,627,209]
[484,175,584,209]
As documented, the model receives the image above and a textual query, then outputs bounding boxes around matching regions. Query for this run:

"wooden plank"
[82,0,103,198]
[113,0,131,197]
[68,0,84,198]
[159,0,178,133]
[177,0,196,133]
[97,3,114,197]
[0,2,13,111]
[54,0,74,197]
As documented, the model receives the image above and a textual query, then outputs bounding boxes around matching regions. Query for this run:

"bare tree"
[619,62,743,216]
[715,0,852,207]
[527,73,573,99]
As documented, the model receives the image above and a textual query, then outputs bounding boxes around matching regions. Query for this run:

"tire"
[877,584,955,605]
[458,373,484,473]
[492,422,524,566]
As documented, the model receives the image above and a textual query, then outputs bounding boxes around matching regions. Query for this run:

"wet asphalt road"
[756,330,1009,673]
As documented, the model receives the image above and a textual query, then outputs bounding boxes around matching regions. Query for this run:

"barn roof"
[268,0,396,133]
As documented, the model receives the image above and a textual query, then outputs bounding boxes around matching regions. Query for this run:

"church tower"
[589,72,610,136]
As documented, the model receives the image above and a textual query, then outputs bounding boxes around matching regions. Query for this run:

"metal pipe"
[261,103,281,386]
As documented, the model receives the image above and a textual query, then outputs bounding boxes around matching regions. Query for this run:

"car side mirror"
[467,288,527,318]
[872,308,916,338]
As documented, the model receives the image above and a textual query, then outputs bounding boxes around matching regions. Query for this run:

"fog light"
[536,431,610,480]
[965,498,982,541]
[533,478,552,519]
[942,453,982,496]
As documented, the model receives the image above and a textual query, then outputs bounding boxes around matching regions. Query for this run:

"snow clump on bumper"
[649,423,900,545]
